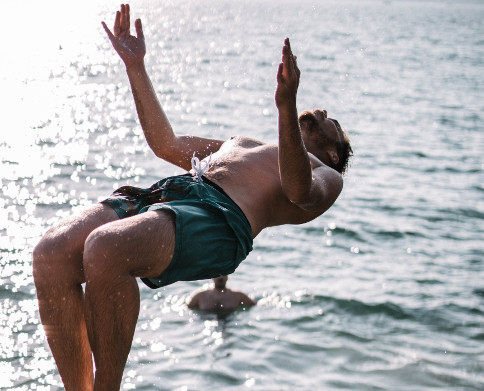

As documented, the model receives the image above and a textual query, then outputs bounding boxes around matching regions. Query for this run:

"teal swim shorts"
[100,174,253,288]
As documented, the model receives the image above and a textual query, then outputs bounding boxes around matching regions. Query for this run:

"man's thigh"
[34,203,120,284]
[43,203,120,250]
[83,209,176,280]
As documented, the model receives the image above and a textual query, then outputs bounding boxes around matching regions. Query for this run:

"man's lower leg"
[84,273,140,391]
[35,279,94,390]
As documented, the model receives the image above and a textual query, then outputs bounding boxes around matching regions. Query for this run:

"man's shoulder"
[189,289,211,302]
[233,290,256,306]
[193,290,212,299]
[227,136,268,148]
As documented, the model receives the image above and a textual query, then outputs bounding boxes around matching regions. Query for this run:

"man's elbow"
[286,185,324,211]
[284,184,313,209]
[293,198,324,212]
[151,142,181,165]
[293,179,343,212]
[290,194,315,210]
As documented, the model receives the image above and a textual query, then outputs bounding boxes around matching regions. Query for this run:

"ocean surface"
[1,0,483,389]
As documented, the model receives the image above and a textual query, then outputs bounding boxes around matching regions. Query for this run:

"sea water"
[1,0,483,389]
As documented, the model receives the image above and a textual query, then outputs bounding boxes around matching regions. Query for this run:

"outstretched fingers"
[275,37,301,107]
[280,38,300,86]
[115,10,121,35]
[102,4,135,41]
[283,38,299,77]
[102,4,146,67]
[119,4,130,34]
[282,39,290,71]
[102,7,121,39]
[101,21,115,42]
[135,18,144,40]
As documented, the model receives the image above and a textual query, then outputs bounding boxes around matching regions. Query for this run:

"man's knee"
[32,229,84,287]
[32,237,50,285]
[83,227,122,281]
[33,231,61,278]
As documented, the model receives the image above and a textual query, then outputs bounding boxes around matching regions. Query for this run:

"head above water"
[298,109,353,174]
[212,275,228,290]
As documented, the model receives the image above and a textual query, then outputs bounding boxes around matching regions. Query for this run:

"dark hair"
[330,119,353,175]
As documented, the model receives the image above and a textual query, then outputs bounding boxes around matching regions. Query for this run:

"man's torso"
[201,136,323,237]
[196,289,244,311]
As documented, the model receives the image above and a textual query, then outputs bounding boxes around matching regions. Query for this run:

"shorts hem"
[141,204,181,289]
[100,199,127,219]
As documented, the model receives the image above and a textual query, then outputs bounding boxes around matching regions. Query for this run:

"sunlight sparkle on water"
[0,297,57,387]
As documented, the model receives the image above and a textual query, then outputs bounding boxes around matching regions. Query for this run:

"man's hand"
[275,38,301,109]
[102,4,146,67]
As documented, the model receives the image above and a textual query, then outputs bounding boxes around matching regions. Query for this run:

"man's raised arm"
[102,4,223,170]
[275,38,342,213]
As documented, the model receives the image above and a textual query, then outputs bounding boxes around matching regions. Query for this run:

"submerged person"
[32,4,352,391]
[188,275,256,315]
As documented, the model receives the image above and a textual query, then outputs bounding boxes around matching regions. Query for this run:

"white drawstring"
[191,152,212,182]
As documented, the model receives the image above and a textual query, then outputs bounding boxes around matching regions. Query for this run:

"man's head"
[299,109,352,174]
[212,275,228,290]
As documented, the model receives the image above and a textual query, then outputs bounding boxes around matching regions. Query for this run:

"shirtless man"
[188,275,256,314]
[32,4,351,390]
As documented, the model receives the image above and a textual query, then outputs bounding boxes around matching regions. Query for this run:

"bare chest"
[203,138,319,234]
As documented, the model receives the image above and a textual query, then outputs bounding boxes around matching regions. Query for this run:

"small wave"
[307,295,484,337]
[419,206,484,224]
[471,332,484,341]
[471,184,484,193]
[438,115,458,126]
[473,288,484,298]
[455,207,484,220]
[370,229,406,240]
[422,166,482,174]
[416,278,444,285]
[410,303,484,333]
[331,226,366,241]
[313,295,410,320]
[335,329,374,343]
[410,151,428,159]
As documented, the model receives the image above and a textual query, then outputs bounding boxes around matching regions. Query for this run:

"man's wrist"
[277,98,297,113]
[125,60,146,74]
